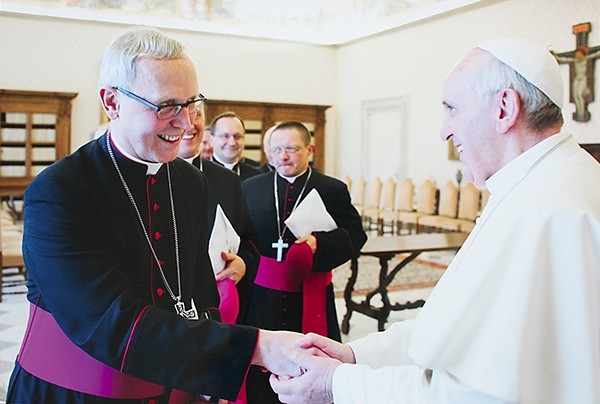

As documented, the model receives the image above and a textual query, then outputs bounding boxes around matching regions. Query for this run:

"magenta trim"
[18,304,165,399]
[121,305,151,372]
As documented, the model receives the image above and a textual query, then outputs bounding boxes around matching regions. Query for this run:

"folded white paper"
[208,204,241,275]
[285,189,337,238]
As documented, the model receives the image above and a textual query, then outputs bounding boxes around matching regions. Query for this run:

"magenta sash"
[217,278,240,325]
[254,242,332,336]
[17,303,166,399]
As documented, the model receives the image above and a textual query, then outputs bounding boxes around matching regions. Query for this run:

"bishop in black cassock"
[7,135,258,403]
[241,168,367,403]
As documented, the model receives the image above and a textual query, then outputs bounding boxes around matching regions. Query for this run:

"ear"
[306,144,315,156]
[496,88,521,133]
[99,87,119,120]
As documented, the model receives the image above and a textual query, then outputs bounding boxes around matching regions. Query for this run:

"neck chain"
[452,135,570,272]
[272,167,312,261]
[106,137,198,319]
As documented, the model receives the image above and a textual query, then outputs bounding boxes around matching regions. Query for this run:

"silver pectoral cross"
[272,238,289,262]
[174,298,199,320]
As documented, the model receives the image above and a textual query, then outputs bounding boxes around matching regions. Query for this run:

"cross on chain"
[272,238,289,262]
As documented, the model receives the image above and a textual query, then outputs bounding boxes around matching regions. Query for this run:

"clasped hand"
[269,333,356,404]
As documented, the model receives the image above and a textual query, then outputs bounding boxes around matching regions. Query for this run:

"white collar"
[109,133,164,175]
[485,132,570,198]
[278,168,308,184]
[212,154,238,170]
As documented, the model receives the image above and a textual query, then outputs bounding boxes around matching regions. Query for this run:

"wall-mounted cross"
[553,22,600,122]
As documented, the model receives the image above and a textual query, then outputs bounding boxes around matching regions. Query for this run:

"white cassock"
[333,133,600,403]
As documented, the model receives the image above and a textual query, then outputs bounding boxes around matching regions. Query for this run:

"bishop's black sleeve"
[312,179,367,272]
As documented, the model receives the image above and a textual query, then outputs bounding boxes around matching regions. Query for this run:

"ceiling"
[2,0,490,45]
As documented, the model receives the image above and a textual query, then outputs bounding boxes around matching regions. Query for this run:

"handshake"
[251,330,356,404]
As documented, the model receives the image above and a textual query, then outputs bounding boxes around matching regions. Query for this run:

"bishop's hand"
[251,330,305,377]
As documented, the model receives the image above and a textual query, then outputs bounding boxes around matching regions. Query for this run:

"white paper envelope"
[208,204,241,275]
[285,189,337,238]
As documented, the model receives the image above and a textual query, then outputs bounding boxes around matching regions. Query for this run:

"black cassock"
[7,135,257,403]
[193,157,260,319]
[241,169,367,403]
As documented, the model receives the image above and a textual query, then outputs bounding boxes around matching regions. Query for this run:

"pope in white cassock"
[270,37,600,403]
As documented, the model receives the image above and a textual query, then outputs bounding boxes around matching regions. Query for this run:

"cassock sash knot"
[18,304,166,399]
[254,242,332,336]
[216,278,240,325]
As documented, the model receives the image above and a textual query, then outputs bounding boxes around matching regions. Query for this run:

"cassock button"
[156,288,164,296]
[153,203,160,212]
[154,232,162,240]
[150,177,157,185]
[158,260,165,266]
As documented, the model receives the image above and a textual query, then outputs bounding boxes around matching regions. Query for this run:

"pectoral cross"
[272,238,289,262]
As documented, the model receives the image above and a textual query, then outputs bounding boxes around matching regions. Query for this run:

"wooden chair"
[419,182,480,233]
[351,176,366,217]
[369,177,396,235]
[396,179,437,234]
[418,181,459,233]
[361,177,383,231]
[342,175,352,193]
[379,178,414,235]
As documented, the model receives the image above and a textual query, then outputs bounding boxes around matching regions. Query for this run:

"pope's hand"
[297,333,356,364]
[270,347,340,404]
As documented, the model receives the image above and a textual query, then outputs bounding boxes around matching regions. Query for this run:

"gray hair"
[98,26,189,89]
[470,53,563,130]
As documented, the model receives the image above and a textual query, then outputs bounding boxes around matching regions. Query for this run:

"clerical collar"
[485,132,570,198]
[212,155,238,171]
[109,133,163,175]
[183,153,199,165]
[278,168,308,184]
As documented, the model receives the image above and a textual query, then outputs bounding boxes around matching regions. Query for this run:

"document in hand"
[285,189,337,238]
[208,204,241,274]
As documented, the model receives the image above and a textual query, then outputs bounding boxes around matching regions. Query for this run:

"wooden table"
[341,232,468,333]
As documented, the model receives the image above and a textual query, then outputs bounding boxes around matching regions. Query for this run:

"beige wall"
[0,13,337,163]
[1,0,600,185]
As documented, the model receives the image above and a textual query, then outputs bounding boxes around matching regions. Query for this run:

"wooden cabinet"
[0,90,77,196]
[205,100,330,171]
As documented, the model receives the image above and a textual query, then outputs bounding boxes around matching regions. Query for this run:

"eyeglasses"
[214,133,245,142]
[113,86,207,120]
[270,146,303,156]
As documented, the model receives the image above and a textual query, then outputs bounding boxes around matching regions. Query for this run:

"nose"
[173,109,194,131]
[440,125,452,142]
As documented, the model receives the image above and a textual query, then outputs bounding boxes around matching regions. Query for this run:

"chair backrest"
[379,177,396,210]
[343,175,352,193]
[367,177,383,208]
[351,176,366,206]
[457,182,480,220]
[415,179,437,214]
[396,178,414,212]
[437,181,459,218]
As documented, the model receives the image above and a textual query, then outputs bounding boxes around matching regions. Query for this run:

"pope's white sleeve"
[347,320,415,368]
[332,365,510,403]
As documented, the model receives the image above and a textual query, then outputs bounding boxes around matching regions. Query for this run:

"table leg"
[341,256,358,334]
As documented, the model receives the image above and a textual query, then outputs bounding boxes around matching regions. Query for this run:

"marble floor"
[0,283,433,403]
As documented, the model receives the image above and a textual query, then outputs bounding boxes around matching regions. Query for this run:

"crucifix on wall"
[552,22,600,122]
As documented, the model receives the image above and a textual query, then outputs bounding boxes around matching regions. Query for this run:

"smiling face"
[179,113,204,159]
[440,50,501,187]
[211,116,245,164]
[109,56,199,163]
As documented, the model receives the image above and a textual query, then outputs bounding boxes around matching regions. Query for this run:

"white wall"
[0,13,337,168]
[336,0,600,187]
[1,0,600,185]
